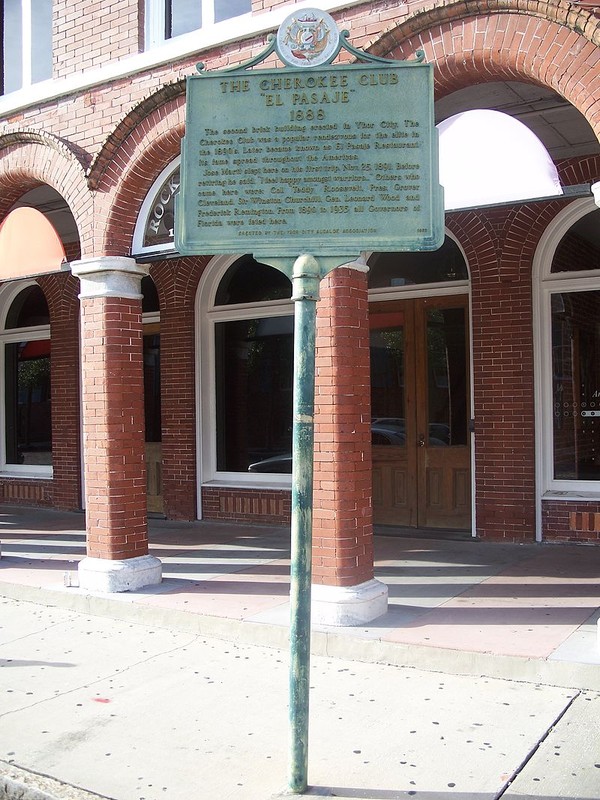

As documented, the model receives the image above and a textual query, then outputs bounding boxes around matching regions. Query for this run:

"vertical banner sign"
[176,8,444,795]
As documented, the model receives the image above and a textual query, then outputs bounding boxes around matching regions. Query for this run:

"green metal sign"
[176,61,443,259]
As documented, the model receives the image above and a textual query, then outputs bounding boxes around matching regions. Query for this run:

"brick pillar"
[71,257,162,592]
[311,265,387,625]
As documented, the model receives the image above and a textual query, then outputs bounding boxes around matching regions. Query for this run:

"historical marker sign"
[175,15,444,793]
[176,61,443,258]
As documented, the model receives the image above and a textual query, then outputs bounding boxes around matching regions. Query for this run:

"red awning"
[20,340,51,359]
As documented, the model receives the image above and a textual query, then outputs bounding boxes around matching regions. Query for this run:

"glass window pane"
[552,290,600,480]
[370,315,406,447]
[167,0,201,37]
[3,0,23,93]
[143,333,161,443]
[215,256,292,305]
[5,340,52,465]
[551,210,600,273]
[214,0,251,23]
[368,237,468,289]
[31,0,52,83]
[142,169,179,249]
[5,286,50,329]
[426,307,467,446]
[216,316,293,472]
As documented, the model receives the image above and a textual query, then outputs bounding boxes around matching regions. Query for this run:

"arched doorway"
[369,237,472,530]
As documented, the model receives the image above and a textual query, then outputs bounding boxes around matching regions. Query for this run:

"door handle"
[418,434,426,447]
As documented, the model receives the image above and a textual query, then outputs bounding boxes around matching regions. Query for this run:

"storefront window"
[539,204,600,491]
[207,256,293,477]
[1,285,52,472]
[551,290,600,481]
[215,316,293,472]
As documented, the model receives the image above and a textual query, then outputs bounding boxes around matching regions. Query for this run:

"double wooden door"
[370,296,471,530]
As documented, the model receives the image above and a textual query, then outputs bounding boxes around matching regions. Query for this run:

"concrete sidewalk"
[1,595,600,800]
[0,506,599,690]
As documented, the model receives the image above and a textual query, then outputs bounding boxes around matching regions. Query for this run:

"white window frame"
[145,0,250,49]
[0,280,53,478]
[2,0,52,94]
[534,197,600,512]
[196,255,293,517]
[132,156,180,257]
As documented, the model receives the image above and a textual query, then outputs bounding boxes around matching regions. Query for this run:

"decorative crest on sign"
[276,10,340,67]
[196,8,424,74]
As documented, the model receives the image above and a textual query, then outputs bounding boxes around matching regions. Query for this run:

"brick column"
[311,265,387,625]
[71,257,162,592]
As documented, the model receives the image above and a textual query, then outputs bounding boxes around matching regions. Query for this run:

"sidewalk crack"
[494,690,581,799]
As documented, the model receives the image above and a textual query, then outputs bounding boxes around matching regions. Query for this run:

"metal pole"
[288,254,320,794]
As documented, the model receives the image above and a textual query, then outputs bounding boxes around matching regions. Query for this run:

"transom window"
[145,0,251,48]
[1,0,53,95]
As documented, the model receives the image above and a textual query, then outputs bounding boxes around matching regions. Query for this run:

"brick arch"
[150,255,210,312]
[557,154,600,187]
[446,212,499,282]
[88,80,186,191]
[37,272,80,323]
[91,95,186,257]
[0,133,92,255]
[367,0,600,140]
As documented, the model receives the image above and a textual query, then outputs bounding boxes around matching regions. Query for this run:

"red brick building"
[0,0,599,621]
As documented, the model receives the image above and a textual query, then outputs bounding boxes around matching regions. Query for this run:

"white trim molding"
[72,257,149,299]
[78,555,162,593]
[533,197,600,540]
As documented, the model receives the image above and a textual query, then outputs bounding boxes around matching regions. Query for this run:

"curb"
[0,762,110,800]
[2,579,600,691]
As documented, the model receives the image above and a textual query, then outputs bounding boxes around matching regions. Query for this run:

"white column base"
[78,554,162,593]
[311,578,388,627]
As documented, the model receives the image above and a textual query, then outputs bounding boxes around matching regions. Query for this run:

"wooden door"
[370,296,471,530]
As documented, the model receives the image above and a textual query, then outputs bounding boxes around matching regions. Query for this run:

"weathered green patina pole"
[288,253,321,794]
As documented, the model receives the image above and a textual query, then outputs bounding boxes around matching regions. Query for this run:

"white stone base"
[597,618,600,651]
[311,578,388,627]
[78,554,162,593]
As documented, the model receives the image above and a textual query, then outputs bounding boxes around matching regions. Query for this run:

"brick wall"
[151,256,209,520]
[202,486,291,523]
[38,273,82,511]
[542,501,600,543]
[53,0,140,80]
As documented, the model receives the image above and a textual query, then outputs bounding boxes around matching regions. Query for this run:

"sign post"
[288,254,320,792]
[175,10,444,793]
